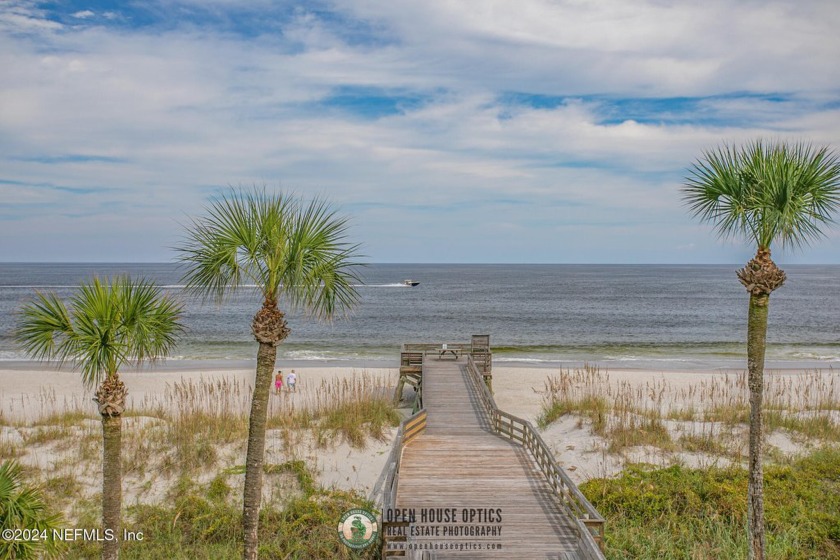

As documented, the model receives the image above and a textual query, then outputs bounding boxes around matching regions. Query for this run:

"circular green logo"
[337,508,379,550]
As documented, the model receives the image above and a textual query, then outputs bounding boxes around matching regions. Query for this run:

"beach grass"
[538,365,840,557]
[0,369,399,525]
[266,373,400,448]
[5,362,840,557]
[538,365,840,456]
[581,446,840,559]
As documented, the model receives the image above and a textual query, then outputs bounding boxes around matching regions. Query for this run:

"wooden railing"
[402,342,472,355]
[465,355,606,553]
[400,349,425,369]
[576,519,606,560]
[372,407,428,558]
[401,340,495,358]
[400,340,491,383]
[398,339,492,404]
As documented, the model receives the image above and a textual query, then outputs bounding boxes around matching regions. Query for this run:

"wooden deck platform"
[389,356,602,559]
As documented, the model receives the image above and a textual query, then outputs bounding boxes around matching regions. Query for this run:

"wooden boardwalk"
[388,356,602,559]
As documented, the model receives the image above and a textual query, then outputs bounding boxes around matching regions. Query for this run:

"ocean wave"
[788,352,840,361]
[281,349,391,361]
[493,357,557,363]
[148,354,267,364]
[603,355,693,362]
[1,285,84,289]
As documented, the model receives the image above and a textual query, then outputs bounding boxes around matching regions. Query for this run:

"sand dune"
[1,362,836,503]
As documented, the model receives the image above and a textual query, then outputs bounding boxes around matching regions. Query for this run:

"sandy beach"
[0,362,780,422]
[2,360,837,510]
[0,363,840,494]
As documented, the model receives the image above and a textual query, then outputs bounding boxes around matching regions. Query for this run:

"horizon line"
[2,261,840,266]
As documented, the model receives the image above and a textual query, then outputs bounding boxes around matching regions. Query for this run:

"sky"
[1,0,839,264]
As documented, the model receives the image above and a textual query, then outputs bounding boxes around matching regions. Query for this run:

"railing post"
[470,334,492,392]
[582,519,605,552]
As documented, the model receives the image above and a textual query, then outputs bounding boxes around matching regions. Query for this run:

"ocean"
[0,263,838,371]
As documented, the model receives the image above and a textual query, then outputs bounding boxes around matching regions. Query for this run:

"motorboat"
[402,279,420,287]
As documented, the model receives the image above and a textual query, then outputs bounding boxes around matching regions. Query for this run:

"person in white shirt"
[287,370,297,392]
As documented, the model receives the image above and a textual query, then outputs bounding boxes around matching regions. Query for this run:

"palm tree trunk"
[242,341,277,560]
[746,292,769,560]
[101,414,122,560]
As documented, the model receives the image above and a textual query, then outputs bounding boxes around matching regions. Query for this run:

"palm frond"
[178,188,295,303]
[179,188,364,321]
[0,461,64,559]
[15,277,184,388]
[683,140,840,250]
[280,196,363,319]
[14,291,75,364]
[116,277,185,365]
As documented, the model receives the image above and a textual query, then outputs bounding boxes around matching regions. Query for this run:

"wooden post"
[471,334,492,391]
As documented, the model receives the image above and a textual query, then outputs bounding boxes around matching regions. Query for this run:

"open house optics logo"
[338,508,379,550]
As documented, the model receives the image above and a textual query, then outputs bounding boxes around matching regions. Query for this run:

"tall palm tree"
[683,140,840,560]
[177,189,362,560]
[15,277,183,560]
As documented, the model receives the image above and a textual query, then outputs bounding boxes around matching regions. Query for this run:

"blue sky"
[1,0,839,263]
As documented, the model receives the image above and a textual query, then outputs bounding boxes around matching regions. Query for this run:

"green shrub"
[62,462,380,559]
[581,447,840,559]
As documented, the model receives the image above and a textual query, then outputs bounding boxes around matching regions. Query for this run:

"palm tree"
[15,277,183,560]
[683,140,840,560]
[177,189,362,560]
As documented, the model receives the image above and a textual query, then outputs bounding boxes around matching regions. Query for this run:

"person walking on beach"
[287,370,296,392]
[275,371,283,394]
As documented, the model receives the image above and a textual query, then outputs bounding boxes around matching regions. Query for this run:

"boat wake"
[353,283,415,288]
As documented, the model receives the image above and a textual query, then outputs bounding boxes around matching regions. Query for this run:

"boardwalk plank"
[391,358,583,559]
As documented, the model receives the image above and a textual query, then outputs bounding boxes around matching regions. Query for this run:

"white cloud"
[0,0,838,262]
[334,0,840,95]
[0,1,61,32]
[72,10,95,19]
